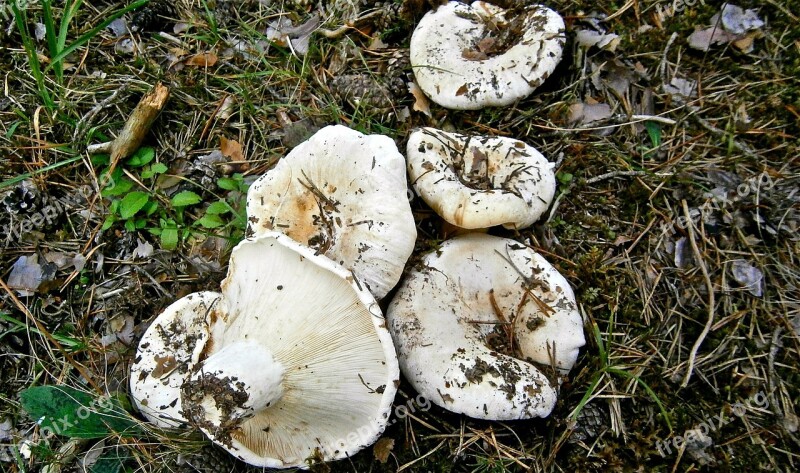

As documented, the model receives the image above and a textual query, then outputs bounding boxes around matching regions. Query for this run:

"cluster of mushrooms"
[129,1,585,468]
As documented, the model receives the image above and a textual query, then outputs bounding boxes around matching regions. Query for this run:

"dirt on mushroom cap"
[387,233,585,420]
[410,2,566,109]
[246,125,416,299]
[407,127,556,229]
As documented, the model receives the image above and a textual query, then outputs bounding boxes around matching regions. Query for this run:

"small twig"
[658,32,678,82]
[691,113,758,158]
[602,0,635,22]
[86,141,113,154]
[680,199,716,388]
[586,170,647,185]
[547,170,647,222]
[628,114,677,125]
[72,84,130,143]
[317,10,384,39]
[298,171,338,209]
[767,327,782,414]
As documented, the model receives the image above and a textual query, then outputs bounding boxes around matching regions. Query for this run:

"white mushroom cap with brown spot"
[246,125,417,300]
[407,127,556,230]
[387,233,585,420]
[410,1,566,110]
[130,233,399,468]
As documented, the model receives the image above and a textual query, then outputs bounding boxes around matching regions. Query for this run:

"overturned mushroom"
[247,125,416,299]
[410,1,565,109]
[130,233,399,467]
[387,233,584,420]
[407,127,555,230]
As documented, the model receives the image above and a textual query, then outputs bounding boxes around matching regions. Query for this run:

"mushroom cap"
[407,127,556,230]
[386,233,584,420]
[129,291,218,428]
[410,1,565,110]
[247,125,417,299]
[130,233,399,468]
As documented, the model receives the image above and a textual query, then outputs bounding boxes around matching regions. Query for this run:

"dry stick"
[691,113,758,158]
[586,170,647,185]
[72,84,130,142]
[547,170,648,222]
[87,82,170,178]
[317,10,384,38]
[0,277,101,392]
[680,199,716,388]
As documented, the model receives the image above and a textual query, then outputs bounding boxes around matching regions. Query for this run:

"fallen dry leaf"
[184,52,218,67]
[368,36,388,50]
[568,102,612,125]
[218,95,236,120]
[409,81,432,116]
[731,30,761,53]
[265,14,320,56]
[8,255,43,296]
[731,259,763,297]
[220,136,244,161]
[373,437,394,463]
[664,76,697,100]
[714,4,764,35]
[688,4,765,52]
[575,29,621,52]
[687,26,737,51]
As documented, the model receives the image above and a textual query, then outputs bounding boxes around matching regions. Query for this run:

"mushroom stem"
[182,341,285,431]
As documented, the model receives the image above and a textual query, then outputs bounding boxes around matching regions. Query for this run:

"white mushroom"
[130,233,399,468]
[247,125,417,299]
[387,233,584,420]
[407,127,555,230]
[410,1,565,110]
[129,292,217,428]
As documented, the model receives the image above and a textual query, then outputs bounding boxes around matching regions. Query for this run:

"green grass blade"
[11,1,55,110]
[605,367,673,432]
[46,0,149,73]
[0,154,82,190]
[59,0,85,53]
[568,371,604,421]
[41,0,62,83]
[592,321,609,367]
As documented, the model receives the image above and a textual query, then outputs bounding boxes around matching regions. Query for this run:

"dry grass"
[1,0,798,472]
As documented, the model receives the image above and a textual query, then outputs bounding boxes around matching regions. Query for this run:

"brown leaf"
[184,52,218,67]
[455,83,469,96]
[220,137,244,161]
[373,437,394,463]
[477,37,497,54]
[469,147,488,174]
[151,354,178,378]
[409,81,431,117]
[462,48,487,61]
[731,31,761,53]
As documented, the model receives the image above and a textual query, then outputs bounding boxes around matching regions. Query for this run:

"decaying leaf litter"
[0,0,798,471]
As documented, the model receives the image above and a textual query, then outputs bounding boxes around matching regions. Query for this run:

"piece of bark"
[111,82,169,164]
[88,83,170,172]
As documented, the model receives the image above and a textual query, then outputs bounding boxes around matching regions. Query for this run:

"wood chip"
[184,52,218,67]
[373,437,394,463]
[220,136,244,161]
